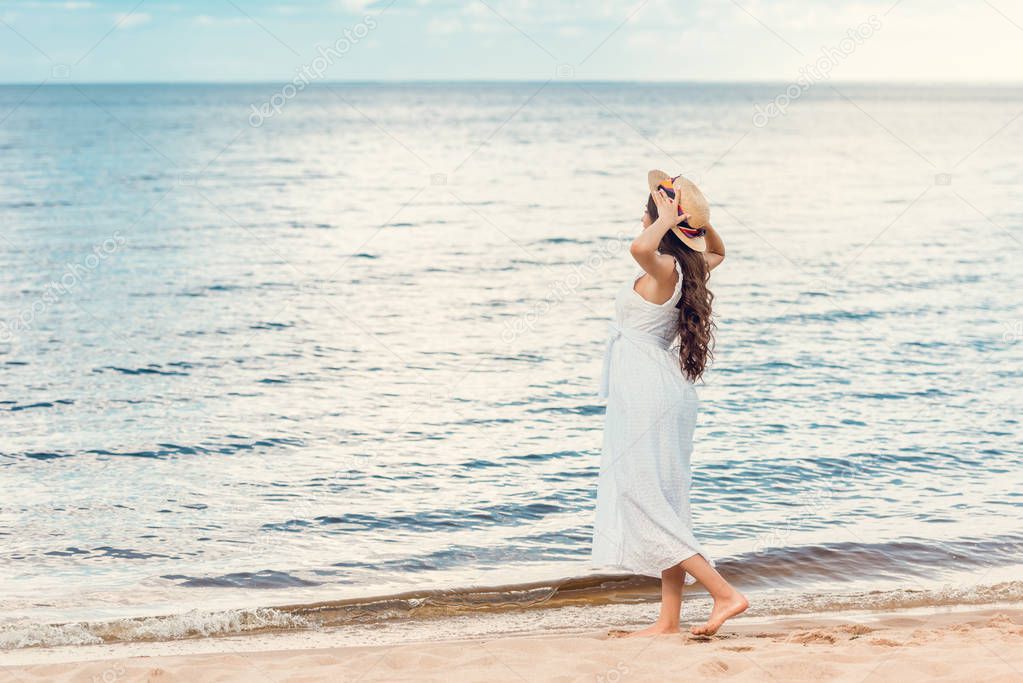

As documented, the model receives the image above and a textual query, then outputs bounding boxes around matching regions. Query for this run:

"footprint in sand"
[753,631,788,640]
[869,638,902,647]
[698,659,730,676]
[788,631,838,645]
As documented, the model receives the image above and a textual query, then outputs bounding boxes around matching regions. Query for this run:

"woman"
[592,170,747,637]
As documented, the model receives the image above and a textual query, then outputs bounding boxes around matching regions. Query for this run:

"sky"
[1,0,1022,83]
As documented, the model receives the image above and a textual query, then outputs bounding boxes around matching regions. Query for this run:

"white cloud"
[333,0,375,11]
[115,12,151,29]
[193,14,249,27]
[427,16,461,34]
[4,0,90,8]
[461,2,489,19]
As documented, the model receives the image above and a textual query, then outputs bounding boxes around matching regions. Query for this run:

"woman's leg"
[679,553,749,635]
[623,563,686,637]
[656,564,686,629]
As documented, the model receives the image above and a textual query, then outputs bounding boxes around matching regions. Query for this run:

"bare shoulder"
[633,256,679,305]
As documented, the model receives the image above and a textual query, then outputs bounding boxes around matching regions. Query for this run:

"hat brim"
[671,227,707,253]
[647,169,671,195]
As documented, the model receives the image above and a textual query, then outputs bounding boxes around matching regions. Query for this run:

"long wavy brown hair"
[646,194,715,382]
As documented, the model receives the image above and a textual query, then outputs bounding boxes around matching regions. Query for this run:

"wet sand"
[3,605,1022,682]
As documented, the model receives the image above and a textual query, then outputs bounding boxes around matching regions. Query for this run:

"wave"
[155,533,1023,591]
[0,608,308,650]
[5,571,1023,650]
[4,578,1022,650]
[1,436,306,462]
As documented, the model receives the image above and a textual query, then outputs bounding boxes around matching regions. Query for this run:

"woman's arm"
[630,189,681,285]
[703,223,725,271]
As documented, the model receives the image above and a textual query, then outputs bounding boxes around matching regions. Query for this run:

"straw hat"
[647,169,709,253]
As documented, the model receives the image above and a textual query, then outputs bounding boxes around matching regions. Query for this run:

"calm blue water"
[1,83,1022,647]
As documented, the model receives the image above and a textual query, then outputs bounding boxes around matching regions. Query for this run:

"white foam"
[0,622,102,649]
[0,608,309,650]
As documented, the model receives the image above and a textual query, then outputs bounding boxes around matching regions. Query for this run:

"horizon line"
[1,78,1022,87]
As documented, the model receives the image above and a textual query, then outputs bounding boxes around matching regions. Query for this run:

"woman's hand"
[631,189,684,286]
[651,188,685,228]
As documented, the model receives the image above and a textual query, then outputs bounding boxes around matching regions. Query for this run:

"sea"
[1,82,1021,650]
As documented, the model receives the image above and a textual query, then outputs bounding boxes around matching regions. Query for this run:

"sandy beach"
[4,606,1021,682]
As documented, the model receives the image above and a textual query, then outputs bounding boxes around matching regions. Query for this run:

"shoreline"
[4,603,1022,681]
[5,574,1022,652]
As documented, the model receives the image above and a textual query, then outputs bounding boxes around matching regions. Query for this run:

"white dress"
[591,258,711,581]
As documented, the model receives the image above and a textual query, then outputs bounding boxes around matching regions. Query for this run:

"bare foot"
[611,622,680,638]
[690,592,749,636]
